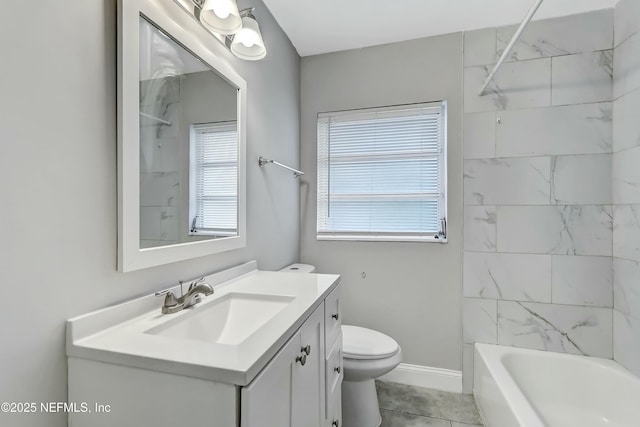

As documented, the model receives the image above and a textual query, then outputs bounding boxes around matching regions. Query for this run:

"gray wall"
[461,9,615,393]
[300,34,464,371]
[0,0,299,425]
[613,0,640,377]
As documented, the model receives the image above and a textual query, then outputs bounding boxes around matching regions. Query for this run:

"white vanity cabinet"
[241,304,325,427]
[67,265,342,427]
[241,291,343,427]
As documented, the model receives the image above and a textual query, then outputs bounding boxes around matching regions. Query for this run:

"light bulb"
[230,14,266,60]
[213,3,231,19]
[236,28,258,48]
[200,0,242,34]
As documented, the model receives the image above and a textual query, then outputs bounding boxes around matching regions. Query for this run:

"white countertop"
[66,262,341,386]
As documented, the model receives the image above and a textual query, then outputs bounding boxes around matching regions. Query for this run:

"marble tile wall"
[613,0,640,378]
[462,9,615,393]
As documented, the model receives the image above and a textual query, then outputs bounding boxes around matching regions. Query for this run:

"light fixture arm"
[240,7,256,18]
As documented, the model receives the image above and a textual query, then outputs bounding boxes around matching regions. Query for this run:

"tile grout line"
[463,250,613,258]
[465,152,614,161]
[381,407,482,427]
[381,407,469,425]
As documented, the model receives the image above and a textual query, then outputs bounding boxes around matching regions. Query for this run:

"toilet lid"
[342,325,400,360]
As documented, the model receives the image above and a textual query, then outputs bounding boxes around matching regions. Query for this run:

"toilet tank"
[279,263,316,273]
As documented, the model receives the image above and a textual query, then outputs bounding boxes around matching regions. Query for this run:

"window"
[316,102,447,242]
[189,122,238,236]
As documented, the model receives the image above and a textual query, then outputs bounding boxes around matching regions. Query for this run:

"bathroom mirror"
[118,0,247,272]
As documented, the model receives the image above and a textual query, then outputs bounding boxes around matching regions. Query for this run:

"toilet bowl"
[342,325,402,427]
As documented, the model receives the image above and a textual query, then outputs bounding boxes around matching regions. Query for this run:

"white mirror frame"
[117,0,247,272]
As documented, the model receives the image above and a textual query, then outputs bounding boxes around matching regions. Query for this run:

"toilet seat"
[342,325,400,360]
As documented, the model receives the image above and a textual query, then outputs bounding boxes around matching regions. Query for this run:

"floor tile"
[376,381,483,425]
[381,410,451,427]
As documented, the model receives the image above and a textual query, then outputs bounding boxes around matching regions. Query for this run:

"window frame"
[316,101,448,243]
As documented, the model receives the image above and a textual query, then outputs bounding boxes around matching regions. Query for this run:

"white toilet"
[341,325,401,427]
[280,263,402,427]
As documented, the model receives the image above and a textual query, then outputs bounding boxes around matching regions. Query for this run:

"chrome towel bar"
[258,156,304,178]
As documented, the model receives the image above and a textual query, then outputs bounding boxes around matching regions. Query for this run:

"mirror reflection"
[139,16,239,249]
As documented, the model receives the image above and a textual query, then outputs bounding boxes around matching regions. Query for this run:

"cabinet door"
[325,386,342,427]
[241,331,300,427]
[291,305,325,427]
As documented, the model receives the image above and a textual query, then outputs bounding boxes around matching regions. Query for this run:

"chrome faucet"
[155,278,214,314]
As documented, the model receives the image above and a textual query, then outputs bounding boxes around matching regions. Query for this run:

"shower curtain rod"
[139,112,172,126]
[478,0,544,96]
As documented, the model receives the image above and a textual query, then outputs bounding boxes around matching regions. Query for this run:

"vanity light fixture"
[199,0,242,35]
[226,8,267,61]
[187,0,267,61]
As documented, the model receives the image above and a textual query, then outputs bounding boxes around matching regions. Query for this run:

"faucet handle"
[155,289,178,306]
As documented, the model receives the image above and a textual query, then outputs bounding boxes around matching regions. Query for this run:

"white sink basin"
[146,292,295,345]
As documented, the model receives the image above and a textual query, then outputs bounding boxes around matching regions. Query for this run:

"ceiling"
[262,0,620,57]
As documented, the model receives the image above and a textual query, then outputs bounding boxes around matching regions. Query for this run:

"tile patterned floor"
[376,381,484,427]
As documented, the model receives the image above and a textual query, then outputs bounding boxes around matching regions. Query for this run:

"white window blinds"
[190,122,238,235]
[317,102,447,241]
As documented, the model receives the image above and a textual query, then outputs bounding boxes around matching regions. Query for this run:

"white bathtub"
[473,343,640,427]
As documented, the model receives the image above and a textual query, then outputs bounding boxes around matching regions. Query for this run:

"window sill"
[316,234,447,243]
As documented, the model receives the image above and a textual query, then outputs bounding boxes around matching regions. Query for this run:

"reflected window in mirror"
[189,121,238,237]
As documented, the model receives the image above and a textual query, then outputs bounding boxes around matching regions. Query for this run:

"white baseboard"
[378,363,462,393]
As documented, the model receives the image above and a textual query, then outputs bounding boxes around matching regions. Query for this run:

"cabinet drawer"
[325,332,343,417]
[324,286,341,354]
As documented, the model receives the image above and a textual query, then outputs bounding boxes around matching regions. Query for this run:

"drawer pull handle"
[295,354,307,366]
[301,345,311,356]
[334,366,341,374]
[332,420,339,427]
[331,313,339,320]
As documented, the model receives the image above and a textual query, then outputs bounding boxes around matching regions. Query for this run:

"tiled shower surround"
[461,7,639,392]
